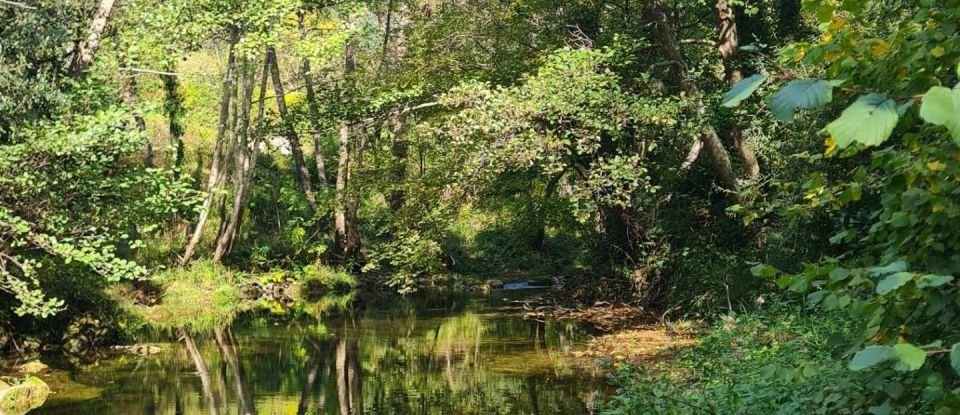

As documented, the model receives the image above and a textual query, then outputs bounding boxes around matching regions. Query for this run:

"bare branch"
[0,0,36,10]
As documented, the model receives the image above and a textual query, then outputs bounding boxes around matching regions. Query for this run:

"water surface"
[35,291,604,415]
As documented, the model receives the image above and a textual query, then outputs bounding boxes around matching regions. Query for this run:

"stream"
[33,290,606,414]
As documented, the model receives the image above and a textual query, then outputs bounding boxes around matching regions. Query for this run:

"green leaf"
[877,271,913,295]
[892,343,926,371]
[826,94,899,148]
[769,79,840,122]
[917,274,953,288]
[722,74,767,108]
[920,85,960,143]
[950,344,960,374]
[849,345,893,371]
[869,261,907,275]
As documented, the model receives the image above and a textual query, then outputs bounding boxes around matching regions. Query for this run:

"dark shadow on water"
[33,292,604,415]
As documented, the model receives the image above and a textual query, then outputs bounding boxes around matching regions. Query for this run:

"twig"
[121,67,182,76]
[0,0,35,9]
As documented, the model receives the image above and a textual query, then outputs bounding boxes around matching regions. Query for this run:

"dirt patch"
[576,328,697,366]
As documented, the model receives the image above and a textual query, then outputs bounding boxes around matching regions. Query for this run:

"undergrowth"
[603,303,898,414]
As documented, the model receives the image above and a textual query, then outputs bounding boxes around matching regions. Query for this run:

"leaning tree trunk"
[68,0,117,76]
[267,46,319,213]
[299,11,329,185]
[646,0,739,198]
[717,0,760,180]
[181,29,238,266]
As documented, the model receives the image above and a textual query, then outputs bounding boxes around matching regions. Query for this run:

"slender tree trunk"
[181,331,221,415]
[647,1,739,197]
[717,0,760,180]
[299,12,329,186]
[388,115,406,211]
[267,46,318,212]
[533,170,565,252]
[181,29,238,266]
[213,55,260,262]
[163,70,186,173]
[333,41,361,265]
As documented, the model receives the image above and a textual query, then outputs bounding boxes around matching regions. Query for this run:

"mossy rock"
[15,362,47,375]
[0,377,50,415]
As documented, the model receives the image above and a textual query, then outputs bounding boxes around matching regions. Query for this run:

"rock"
[16,361,47,375]
[485,279,504,289]
[0,377,50,415]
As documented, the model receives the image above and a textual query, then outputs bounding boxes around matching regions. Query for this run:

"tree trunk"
[646,1,739,197]
[213,55,261,262]
[532,170,565,252]
[299,12,329,186]
[69,0,117,76]
[181,29,238,266]
[388,115,406,211]
[267,46,319,213]
[333,41,361,265]
[163,69,186,173]
[717,0,760,180]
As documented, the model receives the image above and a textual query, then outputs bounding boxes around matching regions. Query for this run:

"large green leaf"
[722,74,767,108]
[892,343,926,371]
[876,271,913,295]
[849,345,893,371]
[768,79,841,122]
[920,85,960,143]
[951,343,960,374]
[826,94,899,148]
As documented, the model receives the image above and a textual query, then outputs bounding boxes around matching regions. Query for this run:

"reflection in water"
[35,293,603,415]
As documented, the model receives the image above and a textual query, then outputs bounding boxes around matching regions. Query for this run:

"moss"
[0,376,50,415]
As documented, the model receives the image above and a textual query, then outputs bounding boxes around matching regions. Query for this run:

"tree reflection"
[43,294,601,415]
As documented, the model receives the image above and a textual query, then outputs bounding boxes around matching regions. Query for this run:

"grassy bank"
[602,303,888,414]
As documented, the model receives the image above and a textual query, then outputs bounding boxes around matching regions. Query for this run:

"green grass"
[297,262,358,299]
[115,260,248,334]
[603,303,880,415]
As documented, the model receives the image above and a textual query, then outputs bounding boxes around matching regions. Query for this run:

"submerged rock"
[16,361,47,375]
[0,377,50,415]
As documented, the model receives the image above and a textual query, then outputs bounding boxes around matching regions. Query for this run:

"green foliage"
[298,263,357,298]
[825,94,899,148]
[920,85,960,143]
[721,74,768,108]
[767,79,841,122]
[604,305,876,415]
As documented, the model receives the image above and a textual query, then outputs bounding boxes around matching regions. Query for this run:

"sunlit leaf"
[768,79,842,122]
[920,85,960,143]
[722,74,767,108]
[826,94,899,148]
[892,343,926,371]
